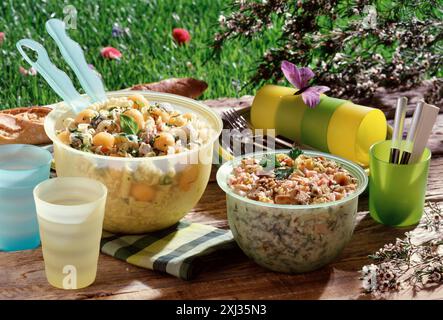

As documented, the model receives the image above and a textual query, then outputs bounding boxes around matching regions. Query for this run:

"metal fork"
[222,108,294,149]
[221,109,268,156]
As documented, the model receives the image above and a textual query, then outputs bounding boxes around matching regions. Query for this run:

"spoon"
[45,18,107,103]
[16,39,90,113]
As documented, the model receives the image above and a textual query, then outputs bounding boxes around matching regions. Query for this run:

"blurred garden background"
[0,0,442,110]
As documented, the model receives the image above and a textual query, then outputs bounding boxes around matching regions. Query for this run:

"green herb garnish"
[274,167,294,180]
[160,175,173,185]
[259,154,282,168]
[120,114,139,135]
[288,147,303,160]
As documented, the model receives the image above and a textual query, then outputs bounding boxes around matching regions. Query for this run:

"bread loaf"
[131,78,208,99]
[0,107,52,145]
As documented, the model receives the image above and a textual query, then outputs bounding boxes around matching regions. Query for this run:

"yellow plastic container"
[251,84,387,166]
[327,102,387,166]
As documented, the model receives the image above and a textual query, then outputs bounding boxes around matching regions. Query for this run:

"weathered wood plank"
[1,156,442,300]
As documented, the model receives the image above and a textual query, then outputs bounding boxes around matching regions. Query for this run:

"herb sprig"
[120,114,139,135]
[274,167,294,180]
[289,147,303,160]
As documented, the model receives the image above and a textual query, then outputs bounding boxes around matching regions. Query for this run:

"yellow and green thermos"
[251,84,387,166]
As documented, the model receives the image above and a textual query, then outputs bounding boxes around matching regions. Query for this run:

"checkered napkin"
[100,221,235,280]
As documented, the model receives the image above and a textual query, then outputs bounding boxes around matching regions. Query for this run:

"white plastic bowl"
[45,91,222,234]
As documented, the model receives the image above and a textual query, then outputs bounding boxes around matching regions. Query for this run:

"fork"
[222,108,294,150]
[220,109,268,156]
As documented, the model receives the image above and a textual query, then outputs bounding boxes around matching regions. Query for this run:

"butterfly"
[281,60,330,108]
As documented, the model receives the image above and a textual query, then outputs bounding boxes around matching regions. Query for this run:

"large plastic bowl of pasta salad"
[44,91,222,233]
[216,149,368,273]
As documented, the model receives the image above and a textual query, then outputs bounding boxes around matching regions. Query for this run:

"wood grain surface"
[0,94,442,300]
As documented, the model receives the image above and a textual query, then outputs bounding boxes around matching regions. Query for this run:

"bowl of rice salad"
[216,149,368,273]
[44,91,222,233]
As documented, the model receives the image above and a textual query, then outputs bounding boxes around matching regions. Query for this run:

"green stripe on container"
[274,94,306,142]
[300,96,346,152]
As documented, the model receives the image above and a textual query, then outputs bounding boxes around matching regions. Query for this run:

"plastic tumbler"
[369,140,431,227]
[0,144,52,251]
[33,177,107,289]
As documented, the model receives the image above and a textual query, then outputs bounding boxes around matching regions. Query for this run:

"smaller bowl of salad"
[216,148,367,273]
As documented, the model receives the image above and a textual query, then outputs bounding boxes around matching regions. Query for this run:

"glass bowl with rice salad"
[216,148,368,273]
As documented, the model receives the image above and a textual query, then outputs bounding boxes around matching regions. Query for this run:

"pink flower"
[0,32,5,45]
[172,28,191,45]
[28,67,37,76]
[19,66,27,76]
[281,60,330,108]
[100,46,122,60]
[19,66,37,76]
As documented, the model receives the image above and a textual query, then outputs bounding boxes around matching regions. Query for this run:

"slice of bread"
[0,107,52,145]
[131,78,208,99]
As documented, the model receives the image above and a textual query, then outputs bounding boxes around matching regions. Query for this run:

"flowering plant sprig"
[361,202,443,294]
[212,0,443,104]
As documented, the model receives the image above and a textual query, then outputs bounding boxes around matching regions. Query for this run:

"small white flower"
[361,264,378,292]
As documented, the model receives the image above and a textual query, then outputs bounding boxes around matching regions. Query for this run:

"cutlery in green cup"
[369,140,431,227]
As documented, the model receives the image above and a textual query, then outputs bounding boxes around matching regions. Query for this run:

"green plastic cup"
[369,140,431,227]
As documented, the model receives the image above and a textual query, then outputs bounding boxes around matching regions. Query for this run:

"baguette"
[0,107,52,145]
[131,78,208,99]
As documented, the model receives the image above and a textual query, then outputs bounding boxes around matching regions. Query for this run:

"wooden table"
[1,96,442,300]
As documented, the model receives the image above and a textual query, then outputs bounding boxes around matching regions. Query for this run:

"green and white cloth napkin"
[100,221,235,280]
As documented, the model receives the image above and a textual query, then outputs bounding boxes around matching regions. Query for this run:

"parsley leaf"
[274,167,294,180]
[120,114,139,135]
[288,147,303,160]
[259,154,282,168]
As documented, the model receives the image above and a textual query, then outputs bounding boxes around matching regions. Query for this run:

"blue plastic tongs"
[16,18,107,113]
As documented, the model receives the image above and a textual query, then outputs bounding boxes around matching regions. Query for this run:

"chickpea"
[74,109,97,124]
[333,172,350,186]
[130,183,156,202]
[168,115,187,127]
[153,132,175,152]
[151,108,170,122]
[123,109,145,130]
[179,165,199,191]
[305,158,314,170]
[127,94,149,109]
[57,131,71,145]
[92,132,115,149]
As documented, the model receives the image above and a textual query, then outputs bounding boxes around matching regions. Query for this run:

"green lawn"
[0,0,281,110]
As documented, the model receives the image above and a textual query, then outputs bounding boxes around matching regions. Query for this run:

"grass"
[0,0,281,110]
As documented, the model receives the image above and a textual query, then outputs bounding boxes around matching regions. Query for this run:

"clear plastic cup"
[0,144,52,251]
[33,177,107,289]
